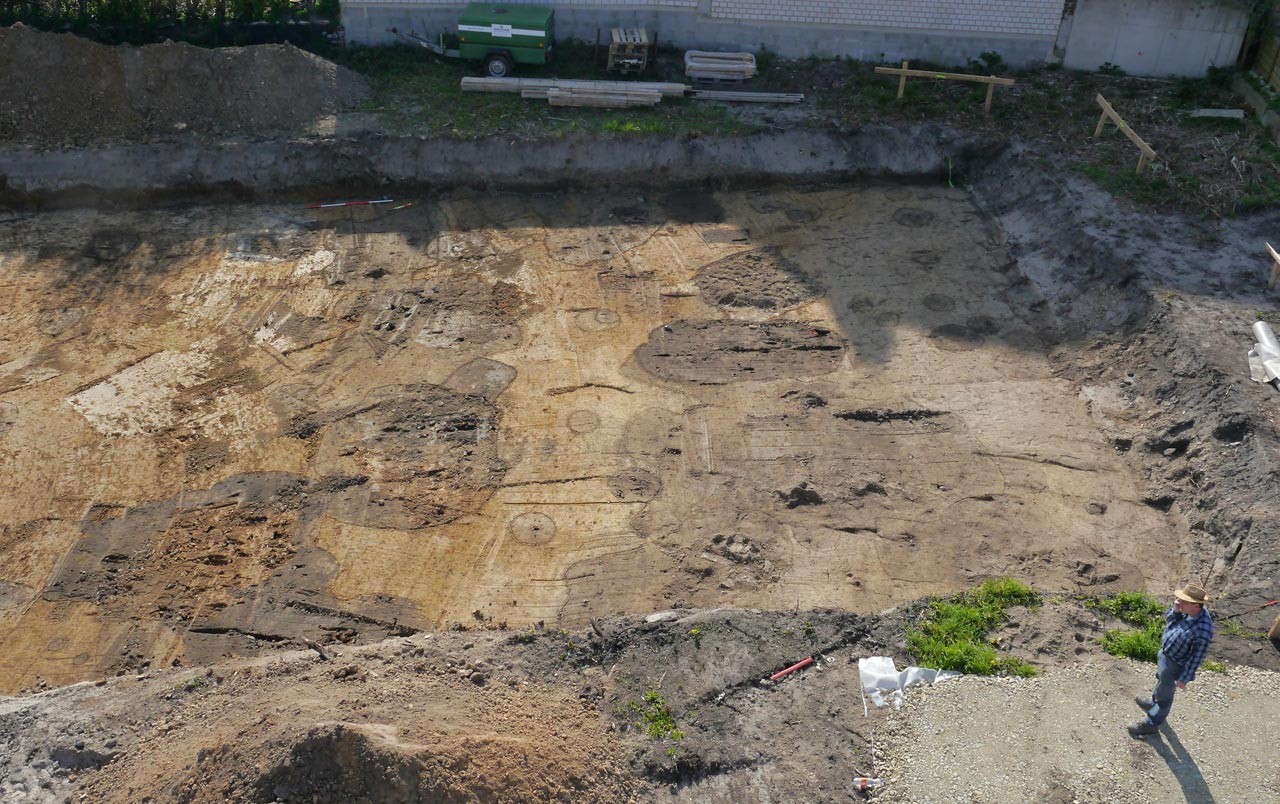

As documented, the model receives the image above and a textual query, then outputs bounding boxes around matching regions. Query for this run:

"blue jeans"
[1145,651,1183,727]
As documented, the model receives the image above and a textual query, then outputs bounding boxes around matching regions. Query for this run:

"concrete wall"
[1063,0,1247,76]
[341,0,1067,68]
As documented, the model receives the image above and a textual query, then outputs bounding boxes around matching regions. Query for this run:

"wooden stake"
[1267,242,1280,290]
[1093,94,1157,173]
[875,63,1014,110]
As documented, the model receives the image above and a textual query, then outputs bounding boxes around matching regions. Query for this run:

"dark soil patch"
[633,320,846,385]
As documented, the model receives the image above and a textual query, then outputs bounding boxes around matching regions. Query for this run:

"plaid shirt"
[1161,607,1214,683]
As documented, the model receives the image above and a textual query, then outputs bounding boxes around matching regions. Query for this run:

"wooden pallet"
[608,27,650,74]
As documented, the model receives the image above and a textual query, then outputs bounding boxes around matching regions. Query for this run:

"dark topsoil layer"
[2,598,1274,804]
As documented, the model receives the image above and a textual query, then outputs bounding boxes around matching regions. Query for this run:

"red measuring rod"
[304,199,394,209]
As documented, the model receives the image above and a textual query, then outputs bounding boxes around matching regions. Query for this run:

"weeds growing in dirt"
[628,689,684,742]
[1220,619,1266,640]
[905,578,1039,677]
[1090,590,1165,626]
[1090,590,1165,662]
[1091,590,1229,669]
[1100,623,1163,662]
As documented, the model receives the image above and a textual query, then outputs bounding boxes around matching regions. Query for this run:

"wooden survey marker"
[1093,94,1157,174]
[873,61,1015,115]
[1267,242,1280,290]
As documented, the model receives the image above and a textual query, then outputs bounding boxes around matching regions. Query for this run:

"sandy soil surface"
[3,30,1280,804]
[0,184,1198,694]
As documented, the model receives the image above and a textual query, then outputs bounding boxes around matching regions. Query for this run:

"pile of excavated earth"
[1,25,1279,803]
[0,25,367,146]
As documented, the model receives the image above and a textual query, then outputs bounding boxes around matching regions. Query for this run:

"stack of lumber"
[461,77,688,98]
[684,50,757,82]
[538,87,662,108]
[689,90,803,104]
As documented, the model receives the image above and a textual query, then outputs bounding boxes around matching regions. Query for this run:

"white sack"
[858,656,961,709]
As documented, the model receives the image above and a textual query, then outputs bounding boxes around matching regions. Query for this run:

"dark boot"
[1127,720,1158,737]
[1135,696,1153,711]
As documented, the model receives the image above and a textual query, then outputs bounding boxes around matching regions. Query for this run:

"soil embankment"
[0,24,367,146]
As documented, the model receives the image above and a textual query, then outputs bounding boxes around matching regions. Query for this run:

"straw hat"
[1175,583,1210,605]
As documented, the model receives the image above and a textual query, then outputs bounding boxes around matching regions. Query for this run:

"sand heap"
[0,24,368,146]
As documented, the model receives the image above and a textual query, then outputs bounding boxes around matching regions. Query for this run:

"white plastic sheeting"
[1248,321,1280,387]
[858,656,961,709]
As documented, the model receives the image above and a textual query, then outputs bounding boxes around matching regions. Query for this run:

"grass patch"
[1091,590,1165,662]
[1220,619,1266,640]
[1100,620,1163,662]
[1089,590,1165,627]
[1094,590,1234,668]
[324,42,760,141]
[628,689,684,741]
[905,578,1039,677]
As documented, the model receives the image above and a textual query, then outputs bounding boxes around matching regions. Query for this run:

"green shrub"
[968,51,1007,75]
[905,578,1039,677]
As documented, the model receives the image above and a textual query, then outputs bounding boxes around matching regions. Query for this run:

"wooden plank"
[689,90,804,103]
[685,50,756,63]
[875,64,1015,86]
[1095,93,1156,158]
[547,87,661,100]
[1267,242,1280,290]
[462,77,689,98]
[897,60,908,98]
[547,88,662,108]
[1190,109,1245,118]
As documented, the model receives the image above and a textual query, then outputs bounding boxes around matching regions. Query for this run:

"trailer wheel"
[484,53,513,78]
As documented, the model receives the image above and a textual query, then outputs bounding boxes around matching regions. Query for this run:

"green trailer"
[457,4,555,77]
[396,4,556,77]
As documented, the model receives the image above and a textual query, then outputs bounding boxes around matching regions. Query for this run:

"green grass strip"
[905,578,1039,677]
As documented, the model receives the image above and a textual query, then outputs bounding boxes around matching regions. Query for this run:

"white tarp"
[858,656,961,709]
[1248,321,1280,387]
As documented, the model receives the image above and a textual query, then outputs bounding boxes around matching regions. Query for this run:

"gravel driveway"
[874,659,1280,803]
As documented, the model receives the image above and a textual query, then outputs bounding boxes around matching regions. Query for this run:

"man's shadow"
[1149,725,1214,804]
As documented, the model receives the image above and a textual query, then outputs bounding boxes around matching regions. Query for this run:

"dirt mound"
[0,24,367,146]
[180,721,630,804]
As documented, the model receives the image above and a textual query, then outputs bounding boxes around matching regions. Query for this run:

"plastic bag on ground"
[858,656,961,709]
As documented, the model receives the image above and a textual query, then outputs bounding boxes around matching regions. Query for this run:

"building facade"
[339,0,1248,76]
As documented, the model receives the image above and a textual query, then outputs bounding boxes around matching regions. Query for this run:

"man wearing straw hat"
[1128,582,1214,737]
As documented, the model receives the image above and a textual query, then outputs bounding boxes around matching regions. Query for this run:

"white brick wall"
[710,0,1065,37]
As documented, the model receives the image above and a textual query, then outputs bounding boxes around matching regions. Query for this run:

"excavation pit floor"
[0,184,1186,691]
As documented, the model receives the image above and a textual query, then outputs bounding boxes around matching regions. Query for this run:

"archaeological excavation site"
[2,9,1280,803]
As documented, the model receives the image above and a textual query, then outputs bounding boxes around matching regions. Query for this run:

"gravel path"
[874,659,1280,803]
